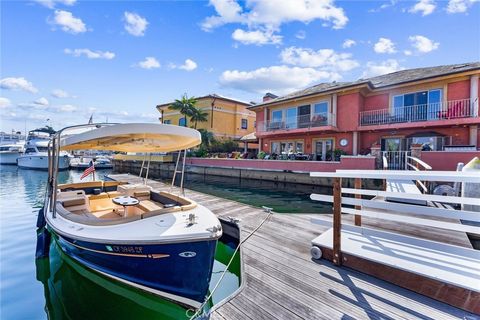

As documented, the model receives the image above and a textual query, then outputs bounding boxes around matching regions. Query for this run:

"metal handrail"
[49,123,117,218]
[258,112,335,132]
[360,99,474,126]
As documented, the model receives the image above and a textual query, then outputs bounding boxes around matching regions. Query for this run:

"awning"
[239,132,258,142]
[59,123,201,152]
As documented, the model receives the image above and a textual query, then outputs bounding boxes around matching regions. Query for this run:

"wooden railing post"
[354,178,362,226]
[333,177,342,266]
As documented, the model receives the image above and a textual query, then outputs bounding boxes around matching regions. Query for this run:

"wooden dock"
[108,174,477,320]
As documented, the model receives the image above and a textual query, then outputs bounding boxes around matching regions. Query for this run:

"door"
[286,108,297,129]
[428,89,442,120]
[315,139,333,161]
[297,105,311,128]
[381,138,407,169]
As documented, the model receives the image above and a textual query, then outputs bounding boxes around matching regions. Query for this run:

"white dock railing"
[309,170,480,266]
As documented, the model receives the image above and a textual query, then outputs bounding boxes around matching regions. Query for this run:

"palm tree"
[197,129,215,148]
[169,94,197,127]
[190,108,209,129]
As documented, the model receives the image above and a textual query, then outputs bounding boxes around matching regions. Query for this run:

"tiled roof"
[251,62,480,108]
[157,93,251,108]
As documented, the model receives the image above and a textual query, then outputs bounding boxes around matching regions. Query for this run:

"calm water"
[0,166,240,319]
[165,173,332,214]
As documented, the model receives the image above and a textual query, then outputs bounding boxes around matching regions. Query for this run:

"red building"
[250,62,480,170]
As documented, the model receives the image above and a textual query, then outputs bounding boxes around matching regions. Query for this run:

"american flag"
[80,161,95,180]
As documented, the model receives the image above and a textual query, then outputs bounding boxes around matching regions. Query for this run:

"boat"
[0,143,24,165]
[40,123,222,310]
[70,156,113,170]
[0,130,25,145]
[17,130,70,170]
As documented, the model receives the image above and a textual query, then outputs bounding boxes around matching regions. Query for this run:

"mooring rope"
[187,208,274,319]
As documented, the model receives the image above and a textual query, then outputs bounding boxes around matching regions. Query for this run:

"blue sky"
[1,0,479,132]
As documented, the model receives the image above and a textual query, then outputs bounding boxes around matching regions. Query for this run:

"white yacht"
[17,130,70,170]
[0,144,24,165]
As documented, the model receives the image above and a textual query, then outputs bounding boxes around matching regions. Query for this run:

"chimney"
[263,92,278,102]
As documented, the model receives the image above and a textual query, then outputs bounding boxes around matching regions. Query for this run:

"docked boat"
[0,143,24,164]
[70,156,113,170]
[40,123,222,310]
[17,130,70,170]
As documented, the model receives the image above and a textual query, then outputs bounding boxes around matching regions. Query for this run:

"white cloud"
[408,35,439,53]
[361,59,404,78]
[232,28,282,45]
[368,0,397,12]
[34,97,49,106]
[51,89,69,98]
[137,57,160,69]
[201,0,348,31]
[404,50,413,56]
[64,48,115,59]
[220,65,340,95]
[123,12,148,36]
[446,0,479,13]
[0,77,38,93]
[374,37,396,54]
[35,0,76,9]
[342,39,356,48]
[55,104,77,112]
[51,10,87,34]
[280,47,359,72]
[179,59,198,71]
[0,97,12,109]
[295,30,306,39]
[409,0,436,16]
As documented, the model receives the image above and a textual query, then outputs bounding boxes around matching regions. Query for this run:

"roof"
[251,62,480,108]
[239,131,257,142]
[157,94,251,109]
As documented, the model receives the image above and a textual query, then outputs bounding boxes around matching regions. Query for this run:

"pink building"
[250,62,480,170]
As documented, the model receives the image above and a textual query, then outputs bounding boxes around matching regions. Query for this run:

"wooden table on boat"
[108,173,477,320]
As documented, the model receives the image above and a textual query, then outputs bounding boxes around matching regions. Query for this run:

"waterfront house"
[156,94,256,142]
[250,62,480,170]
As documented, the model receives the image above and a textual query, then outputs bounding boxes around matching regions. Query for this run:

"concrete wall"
[420,151,479,171]
[113,156,377,186]
[185,156,376,172]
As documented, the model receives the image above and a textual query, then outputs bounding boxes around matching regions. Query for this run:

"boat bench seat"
[107,191,122,198]
[137,200,165,212]
[58,181,104,194]
[56,203,141,226]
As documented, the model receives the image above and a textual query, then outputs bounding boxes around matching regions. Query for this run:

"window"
[286,108,297,129]
[241,119,248,129]
[178,117,186,126]
[271,142,280,154]
[37,147,48,152]
[25,148,36,153]
[272,110,283,122]
[296,142,304,153]
[163,119,171,124]
[313,102,328,115]
[392,89,442,121]
[271,140,304,154]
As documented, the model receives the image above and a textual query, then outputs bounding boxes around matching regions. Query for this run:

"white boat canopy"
[59,123,201,152]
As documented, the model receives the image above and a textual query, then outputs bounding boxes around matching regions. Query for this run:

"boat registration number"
[106,245,144,254]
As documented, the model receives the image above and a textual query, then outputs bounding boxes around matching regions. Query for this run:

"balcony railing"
[258,113,335,132]
[360,99,476,126]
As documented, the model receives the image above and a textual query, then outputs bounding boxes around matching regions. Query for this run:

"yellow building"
[156,94,256,141]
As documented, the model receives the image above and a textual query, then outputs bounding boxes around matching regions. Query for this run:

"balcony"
[359,99,477,127]
[258,113,336,133]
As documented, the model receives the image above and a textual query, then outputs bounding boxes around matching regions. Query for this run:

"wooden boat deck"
[108,174,477,319]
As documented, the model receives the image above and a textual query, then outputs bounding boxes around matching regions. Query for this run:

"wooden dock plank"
[107,174,477,320]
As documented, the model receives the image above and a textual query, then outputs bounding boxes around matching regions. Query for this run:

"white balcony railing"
[258,113,335,132]
[360,99,476,126]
